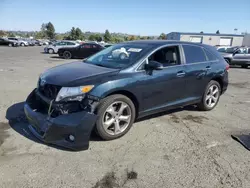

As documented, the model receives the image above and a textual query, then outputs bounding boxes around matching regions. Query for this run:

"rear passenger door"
[182,45,212,100]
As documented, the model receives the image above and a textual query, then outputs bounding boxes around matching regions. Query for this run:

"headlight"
[55,85,94,102]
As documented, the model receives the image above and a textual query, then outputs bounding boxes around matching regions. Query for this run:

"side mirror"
[145,61,164,70]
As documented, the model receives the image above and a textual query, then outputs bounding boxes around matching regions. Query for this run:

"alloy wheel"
[102,101,132,135]
[205,85,219,108]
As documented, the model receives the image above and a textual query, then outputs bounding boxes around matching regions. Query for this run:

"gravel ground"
[0,46,250,188]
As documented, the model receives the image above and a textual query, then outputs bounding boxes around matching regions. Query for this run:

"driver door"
[133,45,188,115]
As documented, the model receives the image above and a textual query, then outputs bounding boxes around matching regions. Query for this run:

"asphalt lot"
[0,46,250,188]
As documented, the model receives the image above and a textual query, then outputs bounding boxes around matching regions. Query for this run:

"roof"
[122,40,209,47]
[168,32,244,37]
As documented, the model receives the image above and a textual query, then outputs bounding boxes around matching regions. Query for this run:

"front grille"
[38,78,61,100]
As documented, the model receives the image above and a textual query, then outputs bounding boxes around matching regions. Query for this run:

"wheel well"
[107,90,139,117]
[212,77,223,93]
[224,58,231,63]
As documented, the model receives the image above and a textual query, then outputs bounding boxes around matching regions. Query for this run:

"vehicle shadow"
[5,102,83,152]
[6,102,198,150]
[50,56,63,59]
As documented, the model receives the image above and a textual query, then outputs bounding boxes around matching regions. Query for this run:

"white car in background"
[44,41,79,54]
[7,37,29,46]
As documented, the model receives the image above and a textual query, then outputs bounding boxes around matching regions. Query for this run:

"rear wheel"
[21,43,25,47]
[8,43,13,47]
[63,51,72,59]
[95,94,136,140]
[197,80,221,111]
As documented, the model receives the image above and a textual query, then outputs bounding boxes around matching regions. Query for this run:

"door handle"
[204,66,211,71]
[176,71,185,77]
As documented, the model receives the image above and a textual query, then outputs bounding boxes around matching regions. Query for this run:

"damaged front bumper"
[24,89,98,150]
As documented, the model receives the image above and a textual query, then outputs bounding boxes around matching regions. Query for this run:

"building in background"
[166,32,244,46]
[242,34,250,46]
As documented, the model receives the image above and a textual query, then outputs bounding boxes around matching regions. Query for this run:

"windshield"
[84,43,154,69]
[225,47,238,53]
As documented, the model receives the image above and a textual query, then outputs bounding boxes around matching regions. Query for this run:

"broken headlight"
[55,85,94,102]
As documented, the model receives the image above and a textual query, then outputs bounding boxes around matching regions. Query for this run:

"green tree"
[0,30,7,37]
[8,32,15,37]
[75,28,84,40]
[35,31,44,39]
[104,29,112,42]
[88,34,97,41]
[45,22,55,39]
[216,30,220,34]
[158,33,166,40]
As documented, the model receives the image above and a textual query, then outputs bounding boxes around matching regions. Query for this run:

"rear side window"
[204,49,217,61]
[183,45,207,64]
[218,48,226,52]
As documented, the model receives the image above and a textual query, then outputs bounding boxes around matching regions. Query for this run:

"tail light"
[225,63,230,71]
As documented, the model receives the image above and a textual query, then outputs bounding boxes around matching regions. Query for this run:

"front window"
[84,43,154,69]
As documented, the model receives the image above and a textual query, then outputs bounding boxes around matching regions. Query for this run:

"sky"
[0,0,249,36]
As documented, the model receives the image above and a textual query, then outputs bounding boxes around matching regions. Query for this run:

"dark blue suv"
[24,40,229,150]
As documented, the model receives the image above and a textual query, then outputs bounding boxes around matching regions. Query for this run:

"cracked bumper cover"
[24,90,97,151]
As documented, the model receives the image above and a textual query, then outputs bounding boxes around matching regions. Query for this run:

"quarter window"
[204,49,217,61]
[183,45,207,64]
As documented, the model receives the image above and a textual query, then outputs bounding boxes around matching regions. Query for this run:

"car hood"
[40,61,119,87]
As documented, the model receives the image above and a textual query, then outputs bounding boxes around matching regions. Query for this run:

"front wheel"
[95,94,136,140]
[21,43,25,47]
[48,48,54,54]
[197,80,221,111]
[63,51,72,59]
[8,43,13,47]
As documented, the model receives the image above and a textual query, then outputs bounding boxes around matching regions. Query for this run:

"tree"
[8,32,15,37]
[35,31,44,39]
[200,31,204,33]
[216,30,220,34]
[0,30,7,37]
[75,28,84,40]
[104,29,112,42]
[45,22,55,39]
[158,33,166,40]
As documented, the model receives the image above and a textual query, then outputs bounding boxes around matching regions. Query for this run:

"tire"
[21,43,25,47]
[197,80,221,111]
[8,43,13,47]
[63,51,72,59]
[48,48,54,54]
[95,94,136,140]
[241,65,248,68]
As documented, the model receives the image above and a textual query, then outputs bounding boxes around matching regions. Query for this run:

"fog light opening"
[68,135,75,142]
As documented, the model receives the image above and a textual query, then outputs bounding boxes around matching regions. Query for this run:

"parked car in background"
[44,41,80,54]
[0,37,19,47]
[222,47,250,68]
[7,37,29,46]
[24,40,228,150]
[216,46,231,53]
[58,42,104,59]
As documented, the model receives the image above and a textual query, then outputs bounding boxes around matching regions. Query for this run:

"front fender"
[89,77,137,98]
